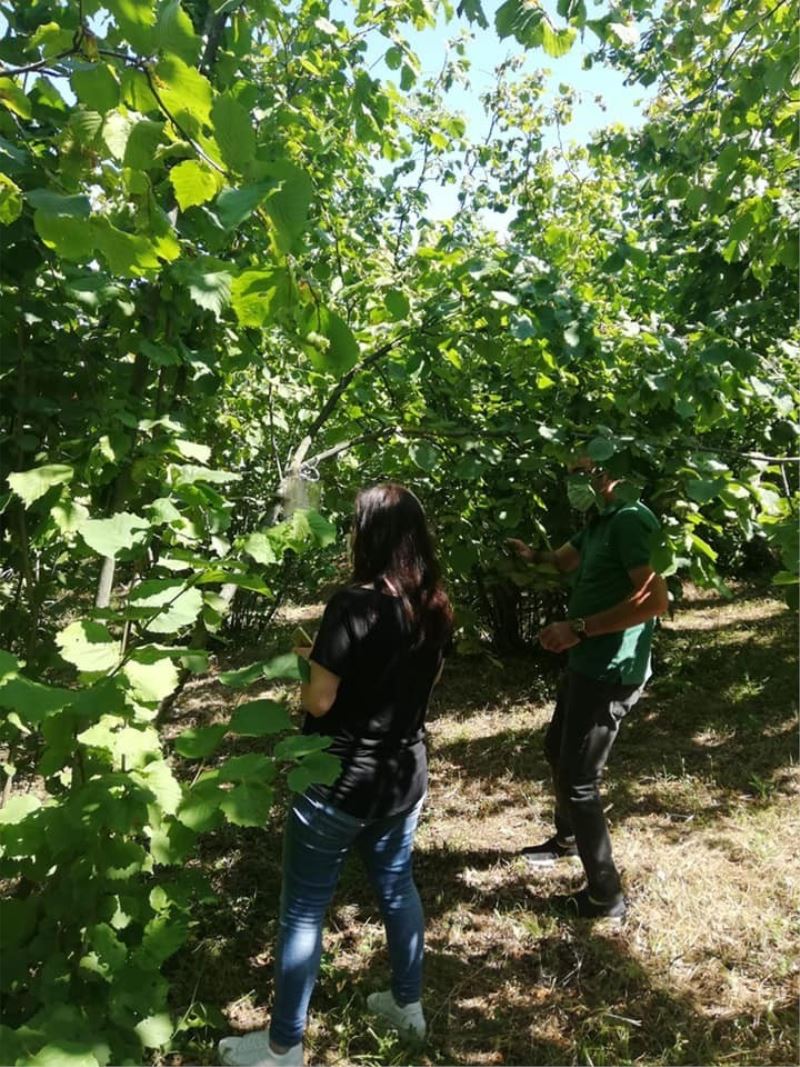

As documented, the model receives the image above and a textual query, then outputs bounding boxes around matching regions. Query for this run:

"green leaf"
[216,183,269,229]
[177,778,224,830]
[86,921,128,974]
[137,914,189,966]
[300,305,360,375]
[0,650,20,685]
[263,652,305,681]
[409,441,439,472]
[0,677,74,725]
[218,661,270,688]
[510,313,536,340]
[29,1044,100,1067]
[51,498,90,535]
[123,119,166,169]
[384,289,410,320]
[231,268,293,327]
[218,754,276,782]
[80,511,150,558]
[174,724,228,758]
[287,750,341,792]
[262,161,313,252]
[107,0,157,51]
[220,782,273,826]
[124,657,180,703]
[172,464,240,486]
[135,1013,173,1049]
[30,20,75,55]
[686,478,725,504]
[0,78,33,120]
[567,476,597,512]
[134,759,182,814]
[56,621,119,673]
[587,437,615,462]
[274,734,332,760]
[319,310,359,375]
[93,218,161,276]
[129,579,204,633]
[27,189,91,217]
[71,64,120,113]
[8,464,74,507]
[772,570,800,586]
[34,213,95,261]
[688,532,718,562]
[212,94,255,172]
[242,531,278,565]
[78,718,161,768]
[170,160,222,211]
[156,0,200,62]
[0,793,41,825]
[304,510,337,547]
[229,700,291,736]
[149,818,196,865]
[69,679,125,720]
[0,174,22,225]
[171,260,233,318]
[155,54,213,129]
[495,0,543,45]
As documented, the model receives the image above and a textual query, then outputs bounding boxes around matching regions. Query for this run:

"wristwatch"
[568,617,588,641]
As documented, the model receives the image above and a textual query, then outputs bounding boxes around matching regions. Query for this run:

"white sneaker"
[218,1029,304,1067]
[366,989,426,1041]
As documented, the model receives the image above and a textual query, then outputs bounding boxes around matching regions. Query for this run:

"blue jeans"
[270,789,425,1048]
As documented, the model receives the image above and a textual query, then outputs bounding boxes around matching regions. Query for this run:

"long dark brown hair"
[351,483,453,647]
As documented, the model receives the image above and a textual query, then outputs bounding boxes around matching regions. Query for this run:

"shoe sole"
[523,854,580,868]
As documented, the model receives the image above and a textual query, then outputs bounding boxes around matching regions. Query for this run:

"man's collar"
[597,497,626,518]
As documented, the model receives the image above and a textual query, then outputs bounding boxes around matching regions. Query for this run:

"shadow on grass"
[169,825,796,1066]
[432,592,796,823]
[166,586,797,1064]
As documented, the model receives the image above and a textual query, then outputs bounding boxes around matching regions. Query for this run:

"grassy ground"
[164,585,799,1067]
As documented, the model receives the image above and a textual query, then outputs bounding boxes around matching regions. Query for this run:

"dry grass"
[164,585,799,1067]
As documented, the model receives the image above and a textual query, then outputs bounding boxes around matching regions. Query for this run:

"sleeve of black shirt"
[310,591,354,679]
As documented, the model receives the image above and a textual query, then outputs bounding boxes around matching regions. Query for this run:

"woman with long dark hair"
[219,483,453,1067]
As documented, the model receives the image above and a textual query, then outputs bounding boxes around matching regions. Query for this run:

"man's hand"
[505,538,536,562]
[292,645,313,659]
[538,621,580,653]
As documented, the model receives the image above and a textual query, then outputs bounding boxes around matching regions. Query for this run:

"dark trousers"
[544,669,644,902]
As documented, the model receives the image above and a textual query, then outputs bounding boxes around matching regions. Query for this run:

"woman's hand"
[293,645,313,659]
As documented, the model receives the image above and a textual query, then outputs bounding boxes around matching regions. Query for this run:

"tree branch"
[0,48,79,77]
[303,424,517,469]
[200,10,228,74]
[96,50,229,177]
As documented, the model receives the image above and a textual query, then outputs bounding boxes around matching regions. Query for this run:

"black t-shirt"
[303,586,447,819]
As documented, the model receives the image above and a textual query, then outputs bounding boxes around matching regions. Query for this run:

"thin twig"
[0,47,79,77]
[100,52,229,177]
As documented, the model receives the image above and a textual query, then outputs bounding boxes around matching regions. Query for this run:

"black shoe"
[552,887,627,920]
[520,835,579,867]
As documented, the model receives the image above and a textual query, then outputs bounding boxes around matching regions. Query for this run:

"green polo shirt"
[567,499,661,685]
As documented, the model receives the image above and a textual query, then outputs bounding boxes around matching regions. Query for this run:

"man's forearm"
[584,581,667,637]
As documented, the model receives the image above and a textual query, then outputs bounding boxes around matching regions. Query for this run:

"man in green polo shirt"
[508,457,668,919]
